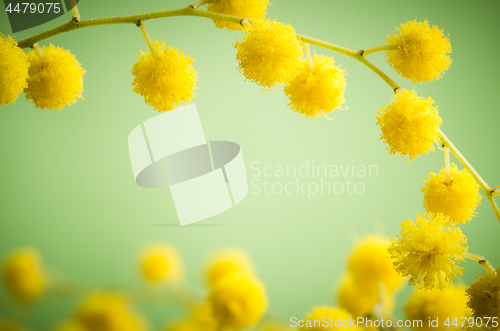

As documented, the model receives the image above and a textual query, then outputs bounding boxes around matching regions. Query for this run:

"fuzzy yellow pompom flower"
[376,89,442,160]
[139,244,182,283]
[337,276,393,318]
[1,248,45,303]
[388,213,468,290]
[207,0,269,31]
[205,249,254,287]
[0,35,29,105]
[300,306,361,330]
[385,19,452,83]
[75,292,147,331]
[0,319,28,331]
[234,18,304,88]
[466,267,500,323]
[208,273,267,329]
[347,235,403,295]
[25,44,84,110]
[132,41,197,112]
[284,54,346,118]
[422,164,481,224]
[404,285,470,331]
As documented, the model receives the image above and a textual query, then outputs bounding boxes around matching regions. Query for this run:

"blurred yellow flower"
[75,292,147,331]
[207,0,269,31]
[388,213,467,290]
[422,164,481,224]
[52,321,87,331]
[25,44,85,110]
[234,18,304,88]
[385,19,452,83]
[376,89,442,160]
[404,285,470,331]
[337,276,393,318]
[208,273,267,329]
[284,54,346,118]
[1,248,45,303]
[132,41,197,112]
[165,305,217,331]
[347,235,403,295]
[140,244,182,283]
[0,319,28,331]
[466,267,500,322]
[0,34,29,105]
[300,306,361,330]
[205,249,254,287]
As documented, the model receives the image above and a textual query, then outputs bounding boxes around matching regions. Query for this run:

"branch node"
[359,49,365,56]
[135,20,142,27]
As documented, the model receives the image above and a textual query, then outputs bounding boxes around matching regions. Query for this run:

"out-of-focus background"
[1,0,499,329]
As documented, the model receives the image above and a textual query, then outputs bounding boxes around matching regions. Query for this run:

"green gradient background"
[1,0,500,329]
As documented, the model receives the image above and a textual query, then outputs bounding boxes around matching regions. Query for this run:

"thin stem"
[17,7,243,49]
[360,44,398,57]
[444,146,451,184]
[305,44,313,69]
[70,0,81,22]
[439,129,500,225]
[463,252,496,274]
[138,20,159,60]
[32,43,47,65]
[297,34,400,92]
[189,0,213,9]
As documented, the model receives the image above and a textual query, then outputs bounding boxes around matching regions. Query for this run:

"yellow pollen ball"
[404,285,470,331]
[347,235,403,295]
[205,250,254,287]
[234,18,304,88]
[422,164,481,224]
[466,267,500,323]
[337,276,394,318]
[388,213,468,290]
[284,54,346,118]
[208,273,267,329]
[207,0,269,31]
[0,34,30,105]
[139,244,182,283]
[75,292,147,331]
[132,41,197,112]
[376,89,442,160]
[25,44,85,110]
[385,19,452,83]
[1,248,45,303]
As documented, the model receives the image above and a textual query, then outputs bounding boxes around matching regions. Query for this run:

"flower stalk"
[32,43,47,66]
[137,20,159,60]
[70,0,81,22]
[439,130,500,225]
[360,44,398,57]
[463,252,496,274]
[444,146,451,184]
[305,44,313,69]
[189,0,214,9]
